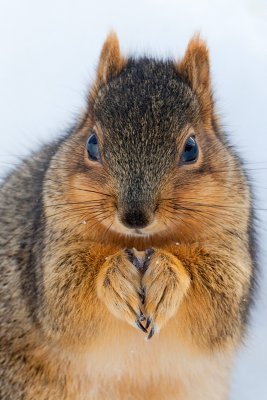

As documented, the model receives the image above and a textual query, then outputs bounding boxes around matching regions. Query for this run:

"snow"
[0,0,266,398]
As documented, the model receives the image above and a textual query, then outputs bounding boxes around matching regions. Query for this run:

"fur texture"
[0,33,256,399]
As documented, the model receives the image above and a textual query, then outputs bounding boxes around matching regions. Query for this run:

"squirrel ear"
[96,32,126,85]
[177,35,213,125]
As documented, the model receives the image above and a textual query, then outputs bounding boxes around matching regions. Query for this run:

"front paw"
[97,249,147,333]
[142,249,190,339]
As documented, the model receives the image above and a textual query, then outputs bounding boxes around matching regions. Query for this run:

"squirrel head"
[46,33,249,249]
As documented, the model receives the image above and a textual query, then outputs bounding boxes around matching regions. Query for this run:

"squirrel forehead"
[93,58,200,141]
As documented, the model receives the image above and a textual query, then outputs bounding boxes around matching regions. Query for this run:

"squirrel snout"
[117,185,156,230]
[120,208,152,229]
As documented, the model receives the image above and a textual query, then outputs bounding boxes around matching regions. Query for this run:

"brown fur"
[177,35,213,128]
[92,32,127,98]
[0,33,255,399]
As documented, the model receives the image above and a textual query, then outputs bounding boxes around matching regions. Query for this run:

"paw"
[97,249,147,332]
[142,249,190,339]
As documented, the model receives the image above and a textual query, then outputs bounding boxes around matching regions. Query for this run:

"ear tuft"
[96,31,126,85]
[177,35,213,125]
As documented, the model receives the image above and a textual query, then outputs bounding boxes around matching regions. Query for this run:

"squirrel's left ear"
[96,32,126,86]
[177,35,213,125]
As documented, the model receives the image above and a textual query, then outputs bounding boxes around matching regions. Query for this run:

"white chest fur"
[72,323,231,400]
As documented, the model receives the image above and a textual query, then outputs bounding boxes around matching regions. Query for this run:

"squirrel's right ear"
[95,32,126,86]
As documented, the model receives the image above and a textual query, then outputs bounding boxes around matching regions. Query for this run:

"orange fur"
[94,32,127,90]
[177,35,213,128]
[0,33,254,400]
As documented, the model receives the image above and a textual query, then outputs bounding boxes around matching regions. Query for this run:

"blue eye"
[182,136,198,164]
[86,133,101,162]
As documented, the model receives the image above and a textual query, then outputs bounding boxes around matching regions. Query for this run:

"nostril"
[121,209,150,229]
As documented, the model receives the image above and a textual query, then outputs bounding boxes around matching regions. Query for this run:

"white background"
[0,1,266,398]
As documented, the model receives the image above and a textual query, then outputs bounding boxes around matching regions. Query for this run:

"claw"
[145,317,151,330]
[147,326,155,340]
[143,248,155,272]
[145,248,155,258]
[125,248,142,269]
[135,319,148,333]
[138,309,146,322]
[139,288,146,304]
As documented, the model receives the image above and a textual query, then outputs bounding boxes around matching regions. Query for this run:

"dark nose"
[121,209,150,229]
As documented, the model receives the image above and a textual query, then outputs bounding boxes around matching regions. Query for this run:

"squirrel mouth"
[107,214,165,238]
[133,229,148,236]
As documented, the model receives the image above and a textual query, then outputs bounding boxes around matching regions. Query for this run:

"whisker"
[162,199,267,212]
[45,200,109,208]
[67,186,113,198]
[163,202,235,222]
[161,204,235,240]
[46,206,112,220]
[101,219,114,241]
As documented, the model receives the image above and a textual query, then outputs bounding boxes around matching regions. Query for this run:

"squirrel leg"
[96,249,147,333]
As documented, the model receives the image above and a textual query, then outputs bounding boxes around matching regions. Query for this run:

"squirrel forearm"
[160,243,252,349]
[39,243,120,347]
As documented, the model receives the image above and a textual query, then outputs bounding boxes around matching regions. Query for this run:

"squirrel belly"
[66,320,232,400]
[0,32,256,400]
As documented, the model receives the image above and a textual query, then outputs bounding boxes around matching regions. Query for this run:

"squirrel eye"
[182,136,198,164]
[86,133,101,162]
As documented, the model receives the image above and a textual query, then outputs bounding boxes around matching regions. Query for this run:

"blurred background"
[0,0,266,398]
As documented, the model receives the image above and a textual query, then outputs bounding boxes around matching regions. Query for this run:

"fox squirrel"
[0,32,256,400]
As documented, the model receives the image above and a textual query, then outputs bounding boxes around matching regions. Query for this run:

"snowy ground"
[0,1,266,398]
